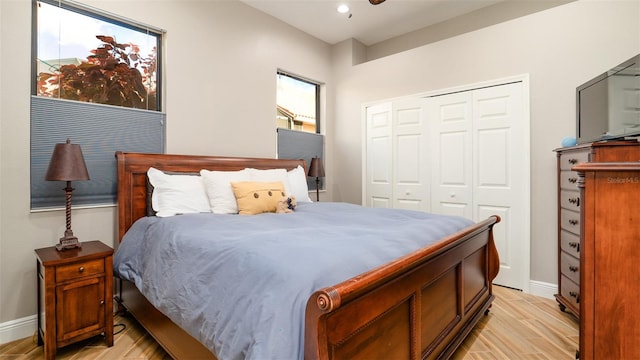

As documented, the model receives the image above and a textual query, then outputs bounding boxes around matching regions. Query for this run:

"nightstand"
[35,241,114,360]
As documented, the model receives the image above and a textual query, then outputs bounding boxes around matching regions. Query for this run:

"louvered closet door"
[392,98,429,211]
[428,92,473,219]
[365,103,393,208]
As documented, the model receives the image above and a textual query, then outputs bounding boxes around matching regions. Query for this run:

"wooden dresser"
[573,162,640,360]
[554,141,640,318]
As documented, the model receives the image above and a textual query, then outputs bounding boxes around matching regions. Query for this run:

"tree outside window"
[36,0,160,111]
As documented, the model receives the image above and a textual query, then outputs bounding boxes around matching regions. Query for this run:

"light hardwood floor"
[0,285,578,359]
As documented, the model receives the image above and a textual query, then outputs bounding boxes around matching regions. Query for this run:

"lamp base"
[56,236,82,251]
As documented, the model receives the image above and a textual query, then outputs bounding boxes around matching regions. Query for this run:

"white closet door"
[428,92,473,219]
[472,82,529,290]
[428,82,529,291]
[365,103,393,208]
[392,98,429,211]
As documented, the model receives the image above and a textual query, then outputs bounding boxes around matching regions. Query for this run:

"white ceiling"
[240,0,504,46]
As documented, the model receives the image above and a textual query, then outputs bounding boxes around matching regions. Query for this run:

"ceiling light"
[337,4,349,14]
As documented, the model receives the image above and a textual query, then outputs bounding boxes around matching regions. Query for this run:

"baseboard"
[529,280,557,300]
[0,315,36,346]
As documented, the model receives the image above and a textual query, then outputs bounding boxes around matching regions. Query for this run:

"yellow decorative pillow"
[230,181,286,215]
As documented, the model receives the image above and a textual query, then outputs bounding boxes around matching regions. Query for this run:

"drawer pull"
[568,177,578,184]
[569,265,579,272]
[569,291,580,303]
[100,300,105,305]
[568,197,580,206]
[569,242,580,252]
[569,219,579,226]
[78,266,85,273]
[568,158,578,165]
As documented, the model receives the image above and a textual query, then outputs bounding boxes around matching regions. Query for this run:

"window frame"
[276,70,321,134]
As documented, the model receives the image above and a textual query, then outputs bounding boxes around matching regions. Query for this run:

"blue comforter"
[114,202,473,360]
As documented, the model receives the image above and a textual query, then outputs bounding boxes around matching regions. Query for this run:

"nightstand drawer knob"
[78,266,85,273]
[100,300,105,305]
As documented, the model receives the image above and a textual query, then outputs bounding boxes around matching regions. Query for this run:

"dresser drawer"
[559,150,589,170]
[560,208,581,235]
[560,171,581,190]
[56,258,104,283]
[560,275,580,309]
[560,189,581,210]
[560,251,580,284]
[560,230,580,257]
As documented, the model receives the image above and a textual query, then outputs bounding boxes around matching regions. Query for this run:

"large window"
[31,0,165,209]
[276,71,324,190]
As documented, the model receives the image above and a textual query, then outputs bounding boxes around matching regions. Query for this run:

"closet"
[364,80,529,291]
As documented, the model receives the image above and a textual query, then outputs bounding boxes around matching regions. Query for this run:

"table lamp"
[307,157,325,202]
[45,139,90,251]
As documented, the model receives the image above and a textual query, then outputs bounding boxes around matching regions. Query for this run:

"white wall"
[0,0,332,336]
[330,0,640,286]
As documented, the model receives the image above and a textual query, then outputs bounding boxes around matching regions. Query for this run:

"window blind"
[31,96,165,209]
[276,128,324,190]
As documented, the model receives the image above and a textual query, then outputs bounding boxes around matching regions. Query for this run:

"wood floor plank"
[0,285,578,359]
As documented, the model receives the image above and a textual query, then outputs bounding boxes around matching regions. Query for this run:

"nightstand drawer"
[56,258,104,283]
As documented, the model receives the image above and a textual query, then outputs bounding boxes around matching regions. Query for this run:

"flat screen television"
[576,54,640,144]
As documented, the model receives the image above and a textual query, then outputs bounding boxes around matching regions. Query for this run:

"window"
[276,71,324,190]
[276,71,319,133]
[31,0,165,209]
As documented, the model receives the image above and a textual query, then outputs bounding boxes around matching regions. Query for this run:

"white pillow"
[200,169,251,214]
[147,167,211,217]
[246,168,292,196]
[287,165,312,202]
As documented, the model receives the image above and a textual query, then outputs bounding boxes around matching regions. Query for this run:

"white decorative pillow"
[288,165,312,202]
[200,169,251,214]
[147,167,210,217]
[246,168,292,196]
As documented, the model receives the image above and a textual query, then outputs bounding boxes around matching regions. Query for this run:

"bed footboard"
[305,216,500,360]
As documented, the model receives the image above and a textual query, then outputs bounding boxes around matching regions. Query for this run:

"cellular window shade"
[31,96,165,209]
[276,128,324,189]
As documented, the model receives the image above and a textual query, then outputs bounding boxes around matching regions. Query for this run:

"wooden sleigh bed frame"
[115,151,501,360]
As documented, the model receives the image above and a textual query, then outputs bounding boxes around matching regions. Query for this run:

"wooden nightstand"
[35,241,114,360]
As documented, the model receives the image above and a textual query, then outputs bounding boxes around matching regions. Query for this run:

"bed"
[113,151,500,360]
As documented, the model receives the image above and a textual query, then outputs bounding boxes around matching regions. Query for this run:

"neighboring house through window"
[276,71,324,190]
[31,0,165,209]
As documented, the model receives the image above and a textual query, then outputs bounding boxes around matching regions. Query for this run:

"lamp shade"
[45,139,90,181]
[308,157,325,178]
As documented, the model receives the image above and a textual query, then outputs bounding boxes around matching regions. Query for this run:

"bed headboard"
[116,152,306,243]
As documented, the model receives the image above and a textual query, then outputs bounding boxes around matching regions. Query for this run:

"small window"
[276,71,319,133]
